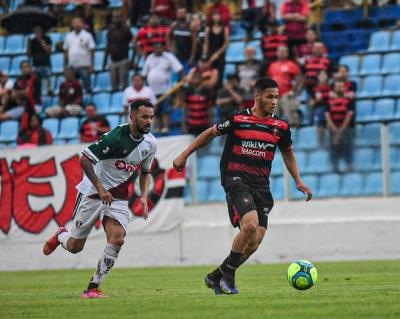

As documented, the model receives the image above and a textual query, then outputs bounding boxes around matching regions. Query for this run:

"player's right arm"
[80,155,114,205]
[173,115,235,172]
[80,132,118,205]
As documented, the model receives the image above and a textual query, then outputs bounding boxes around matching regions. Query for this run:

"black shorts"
[224,177,274,229]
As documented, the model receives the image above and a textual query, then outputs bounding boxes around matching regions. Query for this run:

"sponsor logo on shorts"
[263,207,270,215]
[114,160,137,172]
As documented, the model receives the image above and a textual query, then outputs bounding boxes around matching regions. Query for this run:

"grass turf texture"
[1,260,399,319]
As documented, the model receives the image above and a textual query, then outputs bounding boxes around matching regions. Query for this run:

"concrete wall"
[1,196,399,271]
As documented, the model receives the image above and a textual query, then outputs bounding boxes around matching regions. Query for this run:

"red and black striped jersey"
[213,109,292,188]
[184,87,211,128]
[327,96,354,127]
[313,84,330,107]
[304,56,331,87]
[136,25,170,56]
[261,34,288,64]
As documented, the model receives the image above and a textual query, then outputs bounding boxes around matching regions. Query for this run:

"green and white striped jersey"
[76,123,157,199]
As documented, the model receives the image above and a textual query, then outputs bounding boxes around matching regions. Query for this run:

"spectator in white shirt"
[142,42,184,134]
[63,17,95,94]
[123,74,157,118]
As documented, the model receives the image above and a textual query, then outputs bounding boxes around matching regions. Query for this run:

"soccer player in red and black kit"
[173,77,312,294]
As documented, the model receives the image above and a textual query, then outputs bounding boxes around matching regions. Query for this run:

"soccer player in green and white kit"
[43,100,157,299]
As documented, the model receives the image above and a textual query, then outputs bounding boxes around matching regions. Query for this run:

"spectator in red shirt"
[80,103,111,143]
[268,45,302,127]
[281,0,309,52]
[134,13,170,59]
[310,70,331,145]
[151,0,176,23]
[45,67,83,118]
[180,70,213,135]
[0,60,41,122]
[17,113,53,147]
[206,0,231,27]
[304,42,332,94]
[325,80,355,173]
[261,21,289,66]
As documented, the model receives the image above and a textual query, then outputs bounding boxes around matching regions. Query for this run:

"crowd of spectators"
[0,0,363,170]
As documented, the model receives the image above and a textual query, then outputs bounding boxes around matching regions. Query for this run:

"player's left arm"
[139,143,157,219]
[282,149,313,201]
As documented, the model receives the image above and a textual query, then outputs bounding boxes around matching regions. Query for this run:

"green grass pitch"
[1,260,400,319]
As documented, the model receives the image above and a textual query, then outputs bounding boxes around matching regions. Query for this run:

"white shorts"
[70,193,130,239]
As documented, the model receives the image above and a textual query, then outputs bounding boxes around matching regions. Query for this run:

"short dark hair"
[254,77,278,92]
[86,102,96,109]
[338,64,349,72]
[130,99,154,112]
[20,60,30,68]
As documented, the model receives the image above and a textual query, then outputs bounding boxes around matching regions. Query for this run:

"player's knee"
[69,244,84,254]
[241,220,258,235]
[109,237,124,247]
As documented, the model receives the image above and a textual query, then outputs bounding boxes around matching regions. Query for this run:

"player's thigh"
[226,185,258,228]
[102,201,129,245]
[254,190,274,230]
[70,194,102,240]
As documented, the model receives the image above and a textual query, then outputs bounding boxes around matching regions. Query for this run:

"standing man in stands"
[173,77,312,295]
[63,17,96,94]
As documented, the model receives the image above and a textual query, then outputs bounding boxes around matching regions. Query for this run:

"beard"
[136,119,151,134]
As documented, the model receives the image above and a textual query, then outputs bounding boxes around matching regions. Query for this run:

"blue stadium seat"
[207,136,224,155]
[390,146,400,170]
[388,122,400,145]
[362,172,382,195]
[4,35,26,54]
[340,173,363,196]
[226,41,246,63]
[371,98,395,120]
[339,55,360,76]
[357,75,382,98]
[296,126,318,150]
[109,0,123,8]
[0,36,5,54]
[0,120,19,143]
[271,152,284,176]
[355,99,374,122]
[395,100,400,120]
[353,148,375,171]
[42,118,59,138]
[52,75,64,94]
[47,32,61,48]
[382,74,400,97]
[196,180,209,202]
[0,56,10,72]
[92,93,111,114]
[51,53,64,74]
[305,150,331,173]
[68,138,80,145]
[58,117,80,140]
[94,51,105,72]
[93,72,111,92]
[106,114,120,129]
[130,27,139,37]
[355,123,381,147]
[270,176,284,200]
[223,63,236,79]
[9,55,28,76]
[359,54,381,75]
[368,31,390,52]
[109,92,124,113]
[197,155,220,179]
[390,30,400,50]
[391,171,400,194]
[295,150,307,172]
[207,179,225,202]
[230,21,246,41]
[381,53,400,74]
[291,175,318,200]
[96,30,107,49]
[318,173,341,197]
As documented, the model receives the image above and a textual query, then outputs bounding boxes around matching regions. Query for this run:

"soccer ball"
[287,260,318,290]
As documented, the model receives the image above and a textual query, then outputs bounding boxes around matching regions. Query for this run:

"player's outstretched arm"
[281,149,313,201]
[138,171,151,220]
[79,155,114,205]
[173,127,216,172]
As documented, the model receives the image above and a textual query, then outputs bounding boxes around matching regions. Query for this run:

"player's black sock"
[87,280,99,290]
[208,257,228,281]
[220,250,242,277]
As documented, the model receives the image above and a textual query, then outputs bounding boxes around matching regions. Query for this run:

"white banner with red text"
[0,135,192,270]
